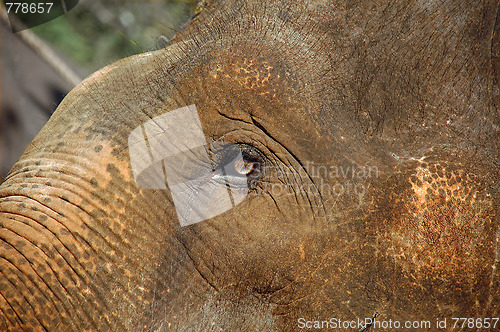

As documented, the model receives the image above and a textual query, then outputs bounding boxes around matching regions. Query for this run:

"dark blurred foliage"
[1,0,198,178]
[32,0,199,72]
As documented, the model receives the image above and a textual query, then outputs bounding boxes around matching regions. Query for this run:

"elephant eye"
[233,159,258,175]
[224,154,262,181]
[211,143,264,188]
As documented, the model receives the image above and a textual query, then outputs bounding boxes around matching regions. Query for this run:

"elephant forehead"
[190,36,329,105]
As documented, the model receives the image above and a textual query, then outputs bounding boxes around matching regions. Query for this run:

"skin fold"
[0,0,498,330]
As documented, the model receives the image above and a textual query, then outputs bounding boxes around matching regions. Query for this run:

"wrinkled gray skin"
[0,0,499,331]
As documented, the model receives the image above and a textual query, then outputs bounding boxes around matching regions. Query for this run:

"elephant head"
[1,0,498,330]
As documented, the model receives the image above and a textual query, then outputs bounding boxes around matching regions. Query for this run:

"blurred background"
[1,0,198,179]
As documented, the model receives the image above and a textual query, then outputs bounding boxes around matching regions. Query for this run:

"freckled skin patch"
[376,159,495,290]
[409,164,480,209]
[211,57,279,98]
[233,59,276,96]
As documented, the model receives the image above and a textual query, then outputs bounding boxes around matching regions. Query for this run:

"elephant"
[0,0,498,330]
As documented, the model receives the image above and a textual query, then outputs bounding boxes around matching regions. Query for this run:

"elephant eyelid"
[211,143,264,166]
